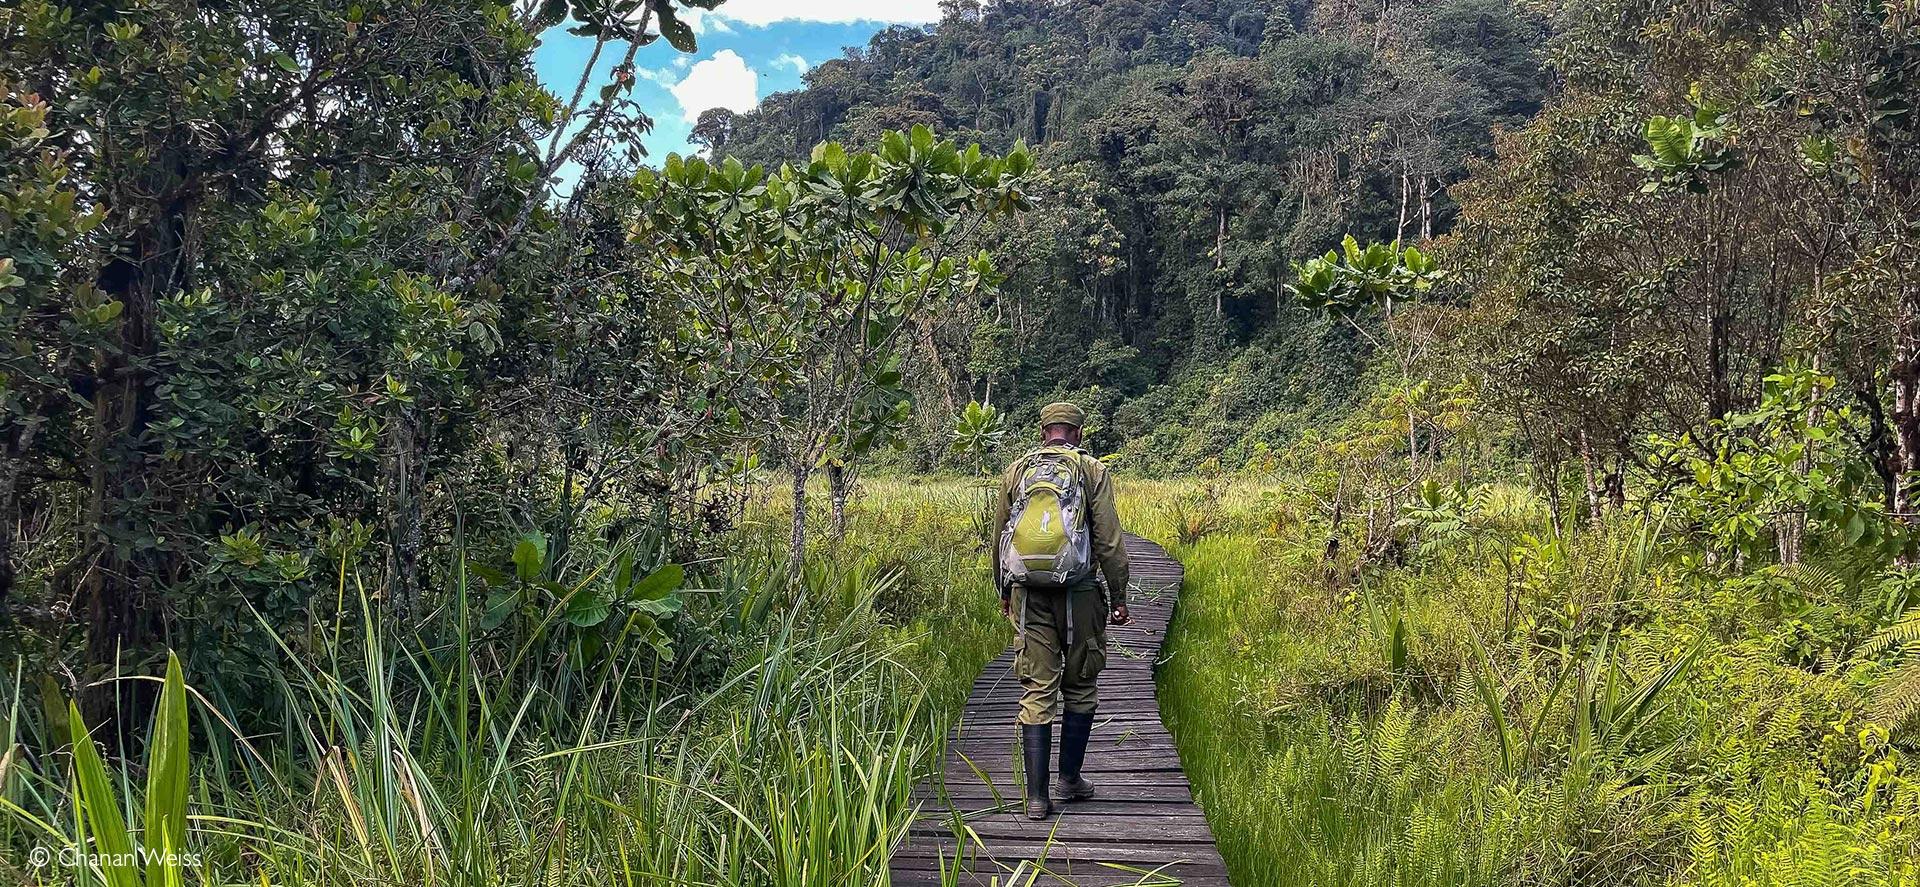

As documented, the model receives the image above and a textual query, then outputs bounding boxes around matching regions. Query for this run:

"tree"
[690,107,737,155]
[1445,0,1919,538]
[0,0,714,725]
[624,127,1032,578]
[1182,53,1271,321]
[0,84,105,612]
[1288,236,1449,482]
[950,400,1010,475]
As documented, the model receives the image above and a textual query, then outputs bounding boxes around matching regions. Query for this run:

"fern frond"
[1784,563,1843,603]
[1449,667,1476,709]
[1871,659,1920,728]
[1859,612,1920,660]
[1688,804,1721,878]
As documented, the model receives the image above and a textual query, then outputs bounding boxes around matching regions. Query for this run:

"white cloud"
[773,53,810,74]
[679,8,734,34]
[711,0,943,26]
[668,50,760,123]
[671,55,691,69]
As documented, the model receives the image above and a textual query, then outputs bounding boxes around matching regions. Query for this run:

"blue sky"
[533,2,943,165]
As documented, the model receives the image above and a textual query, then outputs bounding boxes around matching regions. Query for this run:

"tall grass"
[2,478,1007,887]
[1153,479,1920,887]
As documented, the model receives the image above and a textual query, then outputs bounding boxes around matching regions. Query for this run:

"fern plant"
[1860,610,1920,728]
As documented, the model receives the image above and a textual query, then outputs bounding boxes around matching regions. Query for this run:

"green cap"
[1038,402,1086,429]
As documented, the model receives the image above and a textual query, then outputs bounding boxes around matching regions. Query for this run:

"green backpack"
[998,445,1095,589]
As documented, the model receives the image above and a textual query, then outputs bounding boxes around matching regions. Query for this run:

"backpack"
[999,445,1095,589]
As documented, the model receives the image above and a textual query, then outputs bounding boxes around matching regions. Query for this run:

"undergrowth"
[1,478,1005,886]
[1156,480,1920,887]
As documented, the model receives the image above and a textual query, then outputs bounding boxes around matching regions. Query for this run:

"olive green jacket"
[992,443,1130,607]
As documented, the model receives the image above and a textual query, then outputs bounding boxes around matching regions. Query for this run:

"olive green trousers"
[1010,582,1108,725]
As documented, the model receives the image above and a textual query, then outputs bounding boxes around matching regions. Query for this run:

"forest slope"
[708,0,1549,470]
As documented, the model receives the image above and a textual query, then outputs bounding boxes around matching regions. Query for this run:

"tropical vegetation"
[6,0,1920,885]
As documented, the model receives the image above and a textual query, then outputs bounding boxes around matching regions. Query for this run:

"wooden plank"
[909,818,1219,843]
[928,771,1195,791]
[890,533,1232,885]
[915,801,1210,818]
[892,840,1229,867]
[920,786,1197,806]
[947,737,1182,753]
[893,838,1229,866]
[889,866,1233,887]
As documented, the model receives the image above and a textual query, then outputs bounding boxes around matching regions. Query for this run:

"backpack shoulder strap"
[1073,449,1102,483]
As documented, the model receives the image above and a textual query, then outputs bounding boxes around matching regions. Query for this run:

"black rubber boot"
[1053,710,1097,801]
[1021,722,1053,820]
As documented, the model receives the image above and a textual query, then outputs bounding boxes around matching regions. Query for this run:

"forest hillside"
[710,0,1551,470]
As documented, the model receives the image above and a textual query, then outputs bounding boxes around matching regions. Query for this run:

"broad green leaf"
[512,531,546,582]
[144,653,190,886]
[481,590,518,630]
[466,561,510,586]
[654,3,697,52]
[613,550,635,593]
[631,563,683,601]
[69,701,140,887]
[881,130,910,163]
[565,588,610,627]
[634,594,682,617]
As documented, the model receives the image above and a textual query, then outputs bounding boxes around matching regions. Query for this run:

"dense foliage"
[1119,0,1920,880]
[1,0,725,708]
[0,0,1028,717]
[9,0,1920,884]
[717,0,1550,469]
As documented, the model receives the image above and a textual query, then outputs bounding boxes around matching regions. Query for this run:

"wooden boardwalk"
[890,533,1229,886]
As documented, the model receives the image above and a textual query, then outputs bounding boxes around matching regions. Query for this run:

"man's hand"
[1001,596,1012,618]
[1110,604,1130,626]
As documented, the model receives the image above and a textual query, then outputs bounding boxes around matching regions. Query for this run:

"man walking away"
[992,402,1131,820]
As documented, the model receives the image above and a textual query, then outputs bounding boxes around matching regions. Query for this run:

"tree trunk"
[1215,201,1229,318]
[0,462,16,608]
[553,424,584,576]
[1126,199,1152,339]
[826,462,851,542]
[1779,357,1825,565]
[81,195,185,731]
[1604,459,1626,510]
[1405,394,1420,481]
[1419,175,1433,241]
[789,467,809,586]
[913,314,959,415]
[1578,429,1603,528]
[0,417,43,607]
[383,408,430,615]
[1395,313,1419,482]
[1395,165,1410,244]
[1776,512,1805,565]
[1892,291,1920,543]
[1215,202,1228,273]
